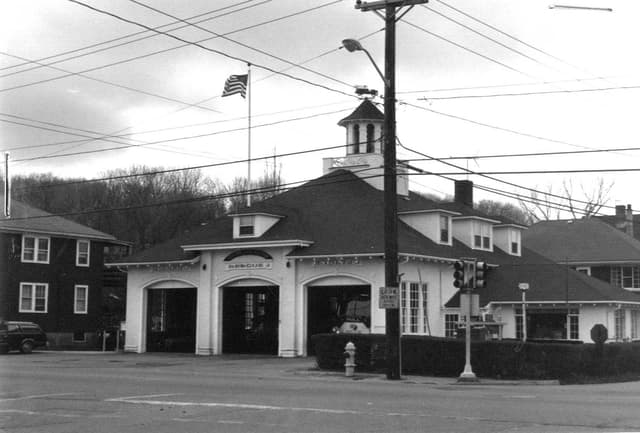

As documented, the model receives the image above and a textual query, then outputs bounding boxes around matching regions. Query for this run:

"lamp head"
[342,39,364,52]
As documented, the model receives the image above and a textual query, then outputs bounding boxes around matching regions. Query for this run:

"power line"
[63,0,355,99]
[398,139,615,214]
[397,76,622,95]
[126,0,351,88]
[0,51,222,115]
[420,4,563,75]
[433,0,609,83]
[403,19,535,79]
[8,167,384,221]
[1,100,353,153]
[404,146,640,161]
[11,107,353,162]
[401,100,596,151]
[0,0,267,76]
[418,83,640,101]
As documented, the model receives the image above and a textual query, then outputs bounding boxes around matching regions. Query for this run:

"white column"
[196,252,214,355]
[279,257,298,357]
[124,279,145,353]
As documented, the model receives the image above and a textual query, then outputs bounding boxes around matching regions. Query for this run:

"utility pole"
[355,0,428,380]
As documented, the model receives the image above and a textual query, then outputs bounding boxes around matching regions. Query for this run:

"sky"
[1,0,638,219]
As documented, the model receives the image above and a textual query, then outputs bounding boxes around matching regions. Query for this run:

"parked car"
[0,321,48,354]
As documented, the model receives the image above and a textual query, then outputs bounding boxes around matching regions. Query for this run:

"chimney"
[615,204,634,238]
[454,180,474,208]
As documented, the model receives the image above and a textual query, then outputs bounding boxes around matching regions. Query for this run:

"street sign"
[379,286,399,309]
[460,293,480,319]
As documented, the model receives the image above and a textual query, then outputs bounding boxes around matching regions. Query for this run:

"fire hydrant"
[343,341,356,377]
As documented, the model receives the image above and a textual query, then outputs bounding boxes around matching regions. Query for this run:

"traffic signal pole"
[355,0,428,381]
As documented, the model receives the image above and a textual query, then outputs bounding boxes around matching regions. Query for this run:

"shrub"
[311,333,640,380]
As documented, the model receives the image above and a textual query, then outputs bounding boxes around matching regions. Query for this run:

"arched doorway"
[146,284,197,353]
[222,282,279,355]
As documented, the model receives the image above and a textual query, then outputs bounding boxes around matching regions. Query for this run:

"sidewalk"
[28,350,559,385]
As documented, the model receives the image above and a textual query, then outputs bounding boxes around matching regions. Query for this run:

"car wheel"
[20,340,34,354]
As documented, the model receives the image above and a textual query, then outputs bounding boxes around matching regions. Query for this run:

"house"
[0,196,128,348]
[110,99,635,357]
[522,218,640,341]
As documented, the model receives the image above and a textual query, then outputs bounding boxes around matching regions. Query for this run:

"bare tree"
[519,178,613,222]
[476,199,530,225]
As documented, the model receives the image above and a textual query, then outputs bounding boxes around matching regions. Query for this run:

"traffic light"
[474,261,488,289]
[453,260,466,289]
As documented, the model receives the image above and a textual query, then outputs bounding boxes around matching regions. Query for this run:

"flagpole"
[247,63,252,207]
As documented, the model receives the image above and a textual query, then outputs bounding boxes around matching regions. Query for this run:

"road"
[1,351,639,433]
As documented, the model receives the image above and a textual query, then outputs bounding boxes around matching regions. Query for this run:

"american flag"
[222,74,248,98]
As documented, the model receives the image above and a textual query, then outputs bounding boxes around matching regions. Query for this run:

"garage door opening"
[222,286,279,355]
[146,288,196,353]
[307,285,371,354]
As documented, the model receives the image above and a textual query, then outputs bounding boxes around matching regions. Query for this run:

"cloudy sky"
[1,0,637,218]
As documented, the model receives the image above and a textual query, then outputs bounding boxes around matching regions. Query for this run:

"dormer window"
[510,229,521,255]
[439,215,450,244]
[472,221,492,250]
[239,216,255,236]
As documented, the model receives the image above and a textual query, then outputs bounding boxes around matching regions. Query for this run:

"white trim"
[76,239,90,267]
[105,257,200,267]
[288,253,383,259]
[489,300,640,307]
[452,215,501,224]
[19,282,48,313]
[494,223,528,230]
[398,209,461,216]
[74,284,88,314]
[565,260,640,266]
[21,234,50,264]
[1,227,118,242]
[227,212,284,219]
[182,240,313,251]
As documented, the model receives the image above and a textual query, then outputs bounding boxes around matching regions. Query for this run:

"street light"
[341,39,388,86]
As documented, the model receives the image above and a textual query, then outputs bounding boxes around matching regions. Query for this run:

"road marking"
[107,396,363,415]
[0,393,76,402]
[0,409,126,419]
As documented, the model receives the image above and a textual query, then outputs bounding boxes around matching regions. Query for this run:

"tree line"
[10,165,283,253]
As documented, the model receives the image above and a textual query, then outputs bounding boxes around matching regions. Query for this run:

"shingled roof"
[523,218,640,264]
[0,196,118,242]
[337,99,384,126]
[115,170,516,264]
[445,246,640,307]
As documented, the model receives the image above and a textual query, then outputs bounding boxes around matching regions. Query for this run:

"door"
[222,286,279,354]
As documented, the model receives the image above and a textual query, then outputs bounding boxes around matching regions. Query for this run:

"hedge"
[310,333,640,380]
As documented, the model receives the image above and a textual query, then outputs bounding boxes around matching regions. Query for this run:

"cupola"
[323,99,408,196]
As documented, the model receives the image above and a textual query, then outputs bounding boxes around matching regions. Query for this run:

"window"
[400,281,429,334]
[74,285,88,314]
[510,229,521,255]
[439,215,450,243]
[445,314,459,337]
[515,308,524,340]
[76,240,90,267]
[632,310,640,340]
[472,221,491,250]
[238,216,255,236]
[611,266,640,289]
[73,330,86,342]
[19,283,48,313]
[352,124,360,154]
[366,124,375,153]
[568,309,579,340]
[615,309,626,340]
[21,235,50,263]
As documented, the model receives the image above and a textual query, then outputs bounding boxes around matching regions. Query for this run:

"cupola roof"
[337,99,384,126]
